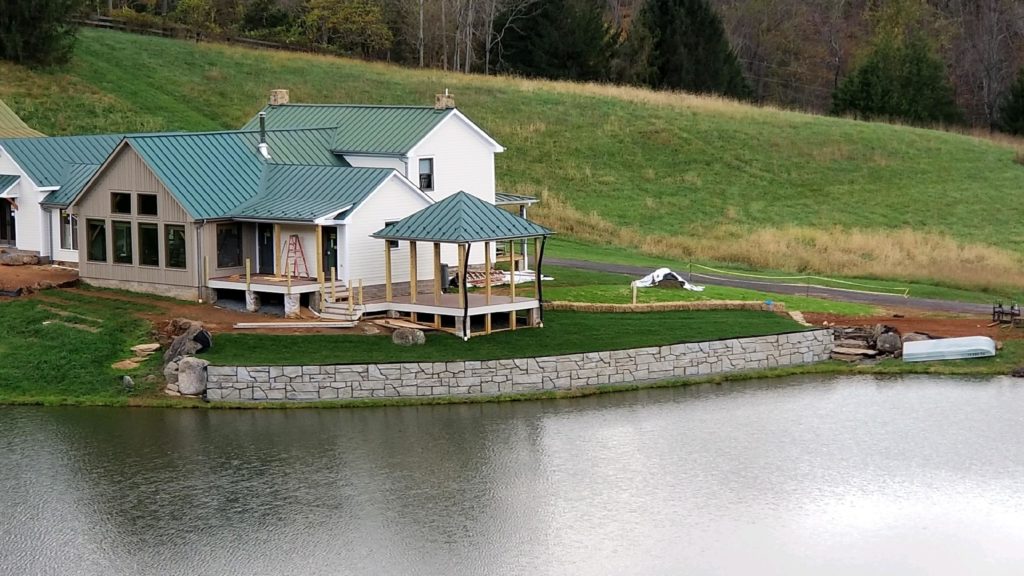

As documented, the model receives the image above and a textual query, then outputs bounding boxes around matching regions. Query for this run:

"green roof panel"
[0,134,125,187]
[242,105,453,155]
[0,174,18,195]
[41,164,100,208]
[232,165,393,221]
[372,191,552,243]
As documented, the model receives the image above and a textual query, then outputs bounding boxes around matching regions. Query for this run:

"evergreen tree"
[0,0,85,67]
[998,68,1024,136]
[493,0,615,82]
[626,0,749,98]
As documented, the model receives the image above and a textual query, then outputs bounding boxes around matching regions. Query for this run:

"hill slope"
[3,29,1024,290]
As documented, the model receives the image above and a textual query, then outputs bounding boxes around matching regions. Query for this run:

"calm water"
[2,375,1024,575]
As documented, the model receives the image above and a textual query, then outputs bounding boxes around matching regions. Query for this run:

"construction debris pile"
[829,324,931,362]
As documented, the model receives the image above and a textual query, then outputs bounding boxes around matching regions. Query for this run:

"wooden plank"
[484,241,491,304]
[234,321,356,329]
[409,241,417,304]
[371,318,438,331]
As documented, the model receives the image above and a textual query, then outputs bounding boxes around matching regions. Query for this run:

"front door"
[322,226,338,276]
[257,223,274,275]
[0,200,14,245]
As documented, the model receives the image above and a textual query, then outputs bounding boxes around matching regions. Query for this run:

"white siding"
[277,223,320,277]
[345,177,433,286]
[341,155,406,174]
[0,148,47,256]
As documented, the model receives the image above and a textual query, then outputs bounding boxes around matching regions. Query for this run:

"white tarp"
[632,268,705,291]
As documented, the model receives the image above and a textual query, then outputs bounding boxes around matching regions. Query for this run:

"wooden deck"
[363,292,539,316]
[208,274,322,294]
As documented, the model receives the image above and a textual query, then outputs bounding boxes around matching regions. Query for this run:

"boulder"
[163,322,212,364]
[122,376,135,390]
[0,252,39,266]
[362,324,381,335]
[131,343,161,354]
[177,357,210,396]
[392,327,426,346]
[876,332,902,354]
[902,332,931,343]
[163,361,180,386]
[1011,366,1024,378]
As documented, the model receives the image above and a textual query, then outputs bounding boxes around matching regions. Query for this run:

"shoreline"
[1,359,1015,409]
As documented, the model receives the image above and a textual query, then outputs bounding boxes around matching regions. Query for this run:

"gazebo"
[369,191,552,339]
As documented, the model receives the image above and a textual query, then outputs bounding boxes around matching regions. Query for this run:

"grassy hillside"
[4,29,1024,291]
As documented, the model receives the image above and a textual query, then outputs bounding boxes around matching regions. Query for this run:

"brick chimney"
[269,89,290,106]
[434,89,455,110]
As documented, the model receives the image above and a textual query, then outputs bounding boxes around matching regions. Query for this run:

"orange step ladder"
[280,234,311,278]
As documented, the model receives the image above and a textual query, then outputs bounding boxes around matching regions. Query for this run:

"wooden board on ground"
[831,346,879,357]
[371,318,438,331]
[234,321,356,329]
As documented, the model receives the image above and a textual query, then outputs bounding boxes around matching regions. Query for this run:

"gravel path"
[547,257,991,316]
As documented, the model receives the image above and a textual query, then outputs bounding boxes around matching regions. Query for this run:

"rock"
[902,332,931,343]
[163,322,211,364]
[876,332,902,354]
[1011,366,1024,378]
[122,376,135,389]
[164,389,182,397]
[0,252,39,266]
[392,327,426,346]
[112,359,140,370]
[131,343,161,354]
[177,357,210,396]
[193,329,213,353]
[163,361,179,386]
[362,324,381,335]
[831,346,878,357]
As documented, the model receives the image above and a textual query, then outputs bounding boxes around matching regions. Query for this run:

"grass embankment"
[3,29,1024,292]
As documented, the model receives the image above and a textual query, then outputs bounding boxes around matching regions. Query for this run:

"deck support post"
[384,242,392,302]
[245,258,251,291]
[484,241,491,304]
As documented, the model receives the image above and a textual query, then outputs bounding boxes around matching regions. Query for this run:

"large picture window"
[86,220,106,262]
[418,158,434,191]
[216,223,243,268]
[166,225,186,269]
[111,192,131,215]
[112,221,133,264]
[138,223,159,267]
[59,210,78,251]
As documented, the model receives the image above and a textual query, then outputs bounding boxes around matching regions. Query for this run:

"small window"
[138,194,158,216]
[384,220,399,249]
[59,210,78,251]
[111,192,131,215]
[166,225,186,269]
[418,158,434,191]
[86,219,106,262]
[112,221,133,264]
[138,223,159,267]
[216,223,243,268]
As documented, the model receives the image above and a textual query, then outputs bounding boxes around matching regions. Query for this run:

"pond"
[2,375,1023,575]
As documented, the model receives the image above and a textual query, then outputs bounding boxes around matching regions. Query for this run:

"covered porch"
[371,191,552,340]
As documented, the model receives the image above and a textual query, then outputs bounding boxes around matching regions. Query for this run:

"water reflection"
[2,375,1024,575]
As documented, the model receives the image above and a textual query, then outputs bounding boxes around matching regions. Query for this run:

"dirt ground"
[803,309,1024,340]
[0,265,79,293]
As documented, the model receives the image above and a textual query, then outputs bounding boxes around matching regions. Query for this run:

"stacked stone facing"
[205,329,833,401]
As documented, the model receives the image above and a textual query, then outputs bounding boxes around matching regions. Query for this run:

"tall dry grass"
[528,188,1024,291]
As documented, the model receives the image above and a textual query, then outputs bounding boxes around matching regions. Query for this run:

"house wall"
[341,155,406,174]
[0,147,46,256]
[49,209,78,264]
[345,177,434,286]
[75,147,198,297]
[201,221,257,278]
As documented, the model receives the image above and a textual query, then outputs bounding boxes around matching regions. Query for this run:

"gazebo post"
[484,240,492,335]
[384,241,392,302]
[409,241,418,322]
[537,236,547,327]
[509,239,516,330]
[433,242,441,328]
[460,243,472,340]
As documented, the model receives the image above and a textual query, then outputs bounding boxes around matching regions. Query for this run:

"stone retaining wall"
[205,329,833,402]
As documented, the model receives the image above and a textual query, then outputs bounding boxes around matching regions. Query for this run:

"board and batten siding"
[346,178,434,287]
[75,146,197,291]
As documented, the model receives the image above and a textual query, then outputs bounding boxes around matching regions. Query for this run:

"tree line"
[5,0,1024,134]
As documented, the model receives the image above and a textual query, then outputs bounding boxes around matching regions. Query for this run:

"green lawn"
[3,29,1024,290]
[540,265,877,315]
[0,292,161,404]
[204,309,805,365]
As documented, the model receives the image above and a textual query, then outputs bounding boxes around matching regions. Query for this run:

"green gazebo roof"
[372,191,551,243]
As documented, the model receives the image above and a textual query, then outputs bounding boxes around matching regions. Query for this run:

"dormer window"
[418,158,434,191]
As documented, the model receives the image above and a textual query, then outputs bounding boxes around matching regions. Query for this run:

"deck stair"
[321,280,350,303]
[318,280,363,321]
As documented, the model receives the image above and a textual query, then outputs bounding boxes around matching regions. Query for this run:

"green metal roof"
[494,192,538,206]
[0,134,124,187]
[41,164,99,208]
[242,105,454,155]
[0,99,43,138]
[123,128,344,219]
[232,164,393,222]
[0,175,18,196]
[372,191,551,243]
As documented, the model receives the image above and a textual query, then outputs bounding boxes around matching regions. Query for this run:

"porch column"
[484,240,492,335]
[409,241,417,303]
[273,224,282,278]
[384,241,393,302]
[519,204,528,271]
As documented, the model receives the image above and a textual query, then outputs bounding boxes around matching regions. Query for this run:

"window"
[86,220,106,262]
[138,194,158,216]
[384,220,399,249]
[59,210,78,251]
[111,192,131,215]
[418,158,434,191]
[112,221,133,264]
[166,225,186,269]
[138,223,159,267]
[216,223,243,268]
